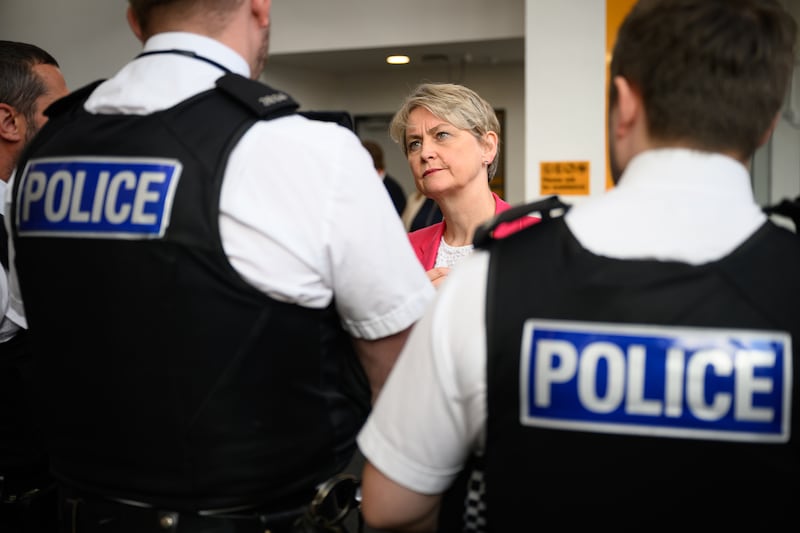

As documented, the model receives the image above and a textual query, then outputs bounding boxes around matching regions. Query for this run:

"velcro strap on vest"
[215,73,300,119]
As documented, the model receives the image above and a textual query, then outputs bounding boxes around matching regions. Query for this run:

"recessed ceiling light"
[386,55,410,65]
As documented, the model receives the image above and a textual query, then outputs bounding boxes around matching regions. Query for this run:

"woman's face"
[404,106,496,200]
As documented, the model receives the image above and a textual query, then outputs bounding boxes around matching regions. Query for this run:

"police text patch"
[520,319,792,442]
[16,157,182,239]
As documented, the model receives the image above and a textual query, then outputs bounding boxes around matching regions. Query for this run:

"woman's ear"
[482,130,499,163]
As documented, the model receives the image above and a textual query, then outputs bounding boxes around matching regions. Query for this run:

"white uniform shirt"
[5,32,434,338]
[357,148,768,494]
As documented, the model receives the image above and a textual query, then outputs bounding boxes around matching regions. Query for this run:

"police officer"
[7,1,434,532]
[357,0,800,530]
[0,40,68,533]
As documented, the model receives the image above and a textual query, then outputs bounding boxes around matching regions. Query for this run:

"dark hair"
[361,140,385,171]
[128,0,243,37]
[0,40,60,127]
[609,0,797,159]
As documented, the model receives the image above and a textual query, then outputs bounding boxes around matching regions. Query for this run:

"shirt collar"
[143,32,251,78]
[617,148,752,200]
[565,147,766,264]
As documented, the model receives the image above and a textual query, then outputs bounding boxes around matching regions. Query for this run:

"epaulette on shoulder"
[215,73,299,119]
[474,195,570,249]
[44,79,105,119]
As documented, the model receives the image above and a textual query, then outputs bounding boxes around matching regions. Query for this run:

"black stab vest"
[477,203,800,530]
[10,74,370,510]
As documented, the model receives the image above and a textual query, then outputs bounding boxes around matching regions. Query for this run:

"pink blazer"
[408,192,539,270]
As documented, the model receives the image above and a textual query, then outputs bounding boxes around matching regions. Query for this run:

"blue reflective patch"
[16,157,182,239]
[520,319,792,442]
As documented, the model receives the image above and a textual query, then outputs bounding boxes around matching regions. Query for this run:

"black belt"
[60,494,306,533]
[58,474,362,533]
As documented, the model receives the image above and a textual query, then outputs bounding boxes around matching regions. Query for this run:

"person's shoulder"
[250,112,361,153]
[285,110,357,139]
[267,112,352,133]
[298,110,354,130]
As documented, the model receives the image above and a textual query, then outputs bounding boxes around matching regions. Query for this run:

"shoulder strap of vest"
[44,79,105,119]
[216,74,358,131]
[215,73,299,119]
[763,196,800,234]
[474,194,571,249]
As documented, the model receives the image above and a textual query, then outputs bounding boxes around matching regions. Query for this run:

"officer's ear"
[252,0,271,28]
[611,76,640,139]
[126,6,145,43]
[0,103,23,142]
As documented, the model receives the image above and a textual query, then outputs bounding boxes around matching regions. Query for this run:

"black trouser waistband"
[59,490,307,533]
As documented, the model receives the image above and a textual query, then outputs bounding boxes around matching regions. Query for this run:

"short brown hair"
[128,0,243,37]
[610,0,797,159]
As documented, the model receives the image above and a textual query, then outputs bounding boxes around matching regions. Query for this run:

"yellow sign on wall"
[540,161,590,196]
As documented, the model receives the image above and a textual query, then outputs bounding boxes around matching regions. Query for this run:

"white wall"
[0,1,139,90]
[270,0,525,53]
[0,0,525,89]
[525,0,607,203]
